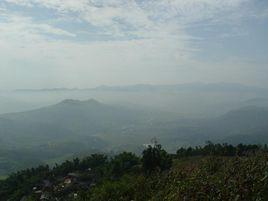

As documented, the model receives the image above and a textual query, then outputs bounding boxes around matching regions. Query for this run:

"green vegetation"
[142,144,172,173]
[1,143,268,201]
[176,141,264,157]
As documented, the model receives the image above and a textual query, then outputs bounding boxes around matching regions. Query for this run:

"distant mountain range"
[1,99,268,149]
[15,82,268,93]
[2,82,267,118]
[1,98,268,175]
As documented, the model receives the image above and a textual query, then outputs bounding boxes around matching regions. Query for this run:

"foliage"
[142,144,172,173]
[110,152,140,177]
[176,141,264,158]
[1,143,268,201]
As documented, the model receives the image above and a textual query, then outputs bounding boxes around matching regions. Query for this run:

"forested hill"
[1,143,268,201]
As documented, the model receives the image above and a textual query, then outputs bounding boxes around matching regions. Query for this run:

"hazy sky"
[0,0,267,89]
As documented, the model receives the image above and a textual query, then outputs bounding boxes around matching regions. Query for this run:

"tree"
[110,152,139,177]
[142,144,172,173]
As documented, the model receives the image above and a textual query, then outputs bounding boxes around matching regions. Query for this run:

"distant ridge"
[203,105,268,140]
[15,88,79,92]
[57,99,101,106]
[14,82,268,93]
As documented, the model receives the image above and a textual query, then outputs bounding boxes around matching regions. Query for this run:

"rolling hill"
[0,99,154,175]
[199,106,268,143]
[1,99,268,175]
[0,99,156,149]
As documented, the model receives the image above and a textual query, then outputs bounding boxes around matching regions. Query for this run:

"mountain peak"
[59,99,81,105]
[58,99,101,106]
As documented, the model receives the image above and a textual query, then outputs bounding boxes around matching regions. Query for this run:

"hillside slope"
[202,106,268,143]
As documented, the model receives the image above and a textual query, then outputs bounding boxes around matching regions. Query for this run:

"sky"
[0,0,267,89]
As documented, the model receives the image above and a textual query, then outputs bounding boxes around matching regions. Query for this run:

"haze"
[2,1,268,200]
[1,0,268,183]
